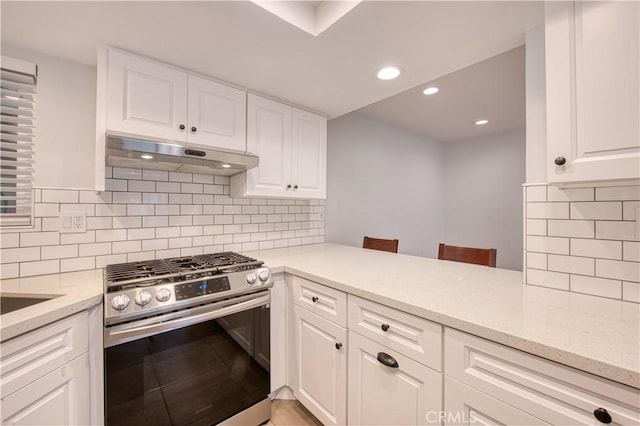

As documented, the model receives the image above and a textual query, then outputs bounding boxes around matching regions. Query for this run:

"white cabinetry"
[0,311,95,425]
[231,94,326,199]
[105,48,246,152]
[289,276,347,425]
[444,328,640,425]
[545,1,640,183]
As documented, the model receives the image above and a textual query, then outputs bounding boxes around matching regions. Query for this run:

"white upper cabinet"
[187,74,247,152]
[231,94,327,199]
[545,1,640,183]
[105,48,246,151]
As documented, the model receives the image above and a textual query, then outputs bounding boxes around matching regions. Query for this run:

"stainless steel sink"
[0,294,60,315]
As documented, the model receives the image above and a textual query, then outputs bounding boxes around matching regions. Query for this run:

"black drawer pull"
[335,342,342,350]
[381,323,390,332]
[377,352,399,368]
[593,408,612,424]
[311,296,318,303]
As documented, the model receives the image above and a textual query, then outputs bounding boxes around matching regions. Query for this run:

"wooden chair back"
[438,243,497,267]
[363,236,399,253]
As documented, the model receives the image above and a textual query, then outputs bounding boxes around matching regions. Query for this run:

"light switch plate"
[59,211,86,233]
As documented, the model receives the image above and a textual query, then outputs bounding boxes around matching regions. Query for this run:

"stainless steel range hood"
[106,135,258,176]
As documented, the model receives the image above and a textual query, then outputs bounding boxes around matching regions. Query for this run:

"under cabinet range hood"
[105,135,258,176]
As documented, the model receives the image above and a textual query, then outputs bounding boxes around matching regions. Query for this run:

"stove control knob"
[259,269,271,282]
[156,288,172,302]
[135,290,153,306]
[246,272,258,285]
[111,294,130,311]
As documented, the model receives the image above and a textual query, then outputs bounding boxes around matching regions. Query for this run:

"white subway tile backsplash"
[96,229,128,242]
[20,259,59,277]
[224,224,242,234]
[143,216,169,228]
[79,242,112,257]
[214,195,233,205]
[113,192,142,204]
[113,240,142,254]
[214,176,230,185]
[21,232,59,247]
[570,202,621,220]
[526,252,547,270]
[156,227,181,239]
[203,205,223,215]
[128,251,156,262]
[526,219,547,236]
[112,216,142,229]
[41,244,78,260]
[169,237,192,249]
[113,167,142,180]
[127,228,155,240]
[595,221,638,241]
[571,239,621,260]
[181,246,204,256]
[157,182,181,193]
[623,242,640,262]
[143,193,169,204]
[213,234,233,245]
[169,216,192,226]
[623,282,640,303]
[142,169,169,181]
[87,217,113,230]
[95,204,128,217]
[0,233,20,249]
[203,225,224,236]
[2,247,40,264]
[527,268,570,290]
[127,204,155,216]
[214,215,233,225]
[192,236,213,246]
[128,180,156,193]
[169,172,192,183]
[96,254,127,268]
[41,189,78,203]
[180,205,202,215]
[595,186,640,201]
[180,226,202,237]
[193,174,214,184]
[622,201,639,221]
[155,204,180,216]
[547,255,594,276]
[547,186,593,202]
[223,205,242,215]
[571,275,621,299]
[242,242,260,251]
[596,259,640,282]
[1,263,20,279]
[233,233,251,243]
[526,235,569,255]
[547,220,594,238]
[105,167,113,179]
[193,195,214,204]
[170,193,192,204]
[105,179,128,191]
[142,239,168,251]
[79,191,112,204]
[181,183,203,194]
[60,203,95,216]
[192,215,213,226]
[60,231,96,245]
[61,256,95,272]
[34,203,59,217]
[203,184,224,195]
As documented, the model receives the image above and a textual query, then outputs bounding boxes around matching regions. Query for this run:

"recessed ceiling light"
[474,119,489,126]
[141,154,153,160]
[377,66,401,80]
[221,164,232,168]
[423,87,439,95]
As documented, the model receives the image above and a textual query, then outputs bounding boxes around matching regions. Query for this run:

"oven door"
[104,291,270,426]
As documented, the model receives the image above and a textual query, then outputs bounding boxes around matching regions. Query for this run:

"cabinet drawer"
[348,330,442,426]
[445,328,640,426]
[444,376,549,426]
[348,295,442,371]
[291,276,347,327]
[1,312,89,398]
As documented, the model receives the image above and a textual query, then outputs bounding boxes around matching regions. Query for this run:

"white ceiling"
[358,45,526,143]
[1,1,543,121]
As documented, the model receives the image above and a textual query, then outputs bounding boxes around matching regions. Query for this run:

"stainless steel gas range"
[103,252,273,426]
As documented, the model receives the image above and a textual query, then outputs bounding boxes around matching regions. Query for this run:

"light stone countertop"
[247,243,640,389]
[0,269,103,342]
[1,243,638,390]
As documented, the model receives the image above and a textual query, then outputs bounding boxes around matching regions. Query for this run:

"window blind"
[1,56,37,227]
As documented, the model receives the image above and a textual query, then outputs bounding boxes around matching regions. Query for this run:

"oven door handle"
[105,292,269,347]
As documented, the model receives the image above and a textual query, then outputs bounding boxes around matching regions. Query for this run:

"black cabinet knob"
[381,323,390,332]
[311,296,318,303]
[335,342,342,350]
[191,126,197,132]
[593,408,612,424]
[286,184,292,189]
[554,156,567,166]
[179,124,185,130]
[377,352,399,368]
[293,185,298,189]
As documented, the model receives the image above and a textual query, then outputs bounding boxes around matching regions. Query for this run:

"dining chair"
[363,236,399,253]
[438,243,497,267]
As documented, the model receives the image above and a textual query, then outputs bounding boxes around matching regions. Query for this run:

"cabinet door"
[244,94,292,197]
[293,305,347,426]
[1,353,90,425]
[444,377,550,426]
[348,331,442,426]
[291,108,327,199]
[187,75,246,152]
[546,1,640,183]
[107,50,188,142]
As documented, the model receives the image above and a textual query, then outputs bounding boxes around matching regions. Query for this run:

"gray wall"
[325,113,444,258]
[442,131,525,270]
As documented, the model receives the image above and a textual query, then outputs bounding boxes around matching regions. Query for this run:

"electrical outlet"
[59,211,86,233]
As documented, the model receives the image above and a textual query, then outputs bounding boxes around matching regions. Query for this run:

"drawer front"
[445,328,640,426]
[444,376,550,426]
[348,295,442,371]
[347,330,442,426]
[291,275,347,327]
[1,312,89,398]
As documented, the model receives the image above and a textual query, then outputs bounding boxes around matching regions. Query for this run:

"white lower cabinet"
[444,377,549,426]
[1,353,91,425]
[292,305,347,426]
[348,331,442,426]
